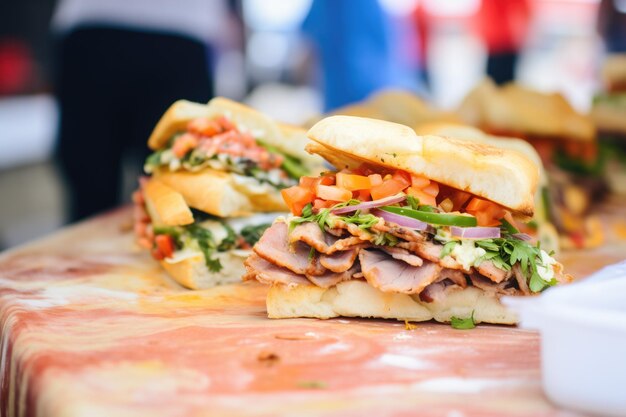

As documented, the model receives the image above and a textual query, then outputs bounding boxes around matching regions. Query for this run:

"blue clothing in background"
[303,0,409,111]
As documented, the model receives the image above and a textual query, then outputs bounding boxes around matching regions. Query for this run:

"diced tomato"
[172,133,199,158]
[187,118,222,137]
[371,178,408,200]
[449,190,472,211]
[299,176,319,191]
[392,170,411,188]
[216,115,236,131]
[155,234,176,258]
[406,187,436,207]
[466,197,491,212]
[351,164,375,176]
[474,211,502,227]
[368,174,383,186]
[411,174,430,188]
[313,198,336,210]
[336,172,371,191]
[151,247,165,260]
[316,185,352,202]
[422,182,439,197]
[466,198,505,226]
[319,174,335,186]
[134,222,147,237]
[281,186,315,215]
[353,189,371,201]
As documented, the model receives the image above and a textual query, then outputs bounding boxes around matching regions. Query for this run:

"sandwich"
[244,116,571,325]
[591,54,626,194]
[134,97,324,289]
[414,122,560,253]
[457,79,604,249]
[144,97,324,217]
[305,89,461,129]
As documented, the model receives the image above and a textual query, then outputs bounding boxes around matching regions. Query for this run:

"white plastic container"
[504,262,626,417]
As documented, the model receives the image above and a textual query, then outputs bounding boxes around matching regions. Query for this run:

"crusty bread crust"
[307,116,538,217]
[147,97,323,172]
[143,178,194,226]
[160,250,249,290]
[266,280,517,324]
[591,103,626,136]
[153,168,286,217]
[457,79,595,143]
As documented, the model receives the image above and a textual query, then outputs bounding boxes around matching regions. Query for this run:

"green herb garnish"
[451,311,475,329]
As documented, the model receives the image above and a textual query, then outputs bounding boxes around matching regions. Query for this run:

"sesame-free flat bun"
[306,115,539,217]
[147,98,322,172]
[153,168,286,217]
[266,280,517,324]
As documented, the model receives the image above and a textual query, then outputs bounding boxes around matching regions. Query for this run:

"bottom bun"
[160,250,249,290]
[267,280,518,324]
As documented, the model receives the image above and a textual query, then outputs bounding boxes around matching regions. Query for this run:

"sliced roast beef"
[396,241,464,270]
[512,264,530,295]
[305,254,327,276]
[470,273,520,296]
[438,268,467,288]
[253,222,311,274]
[476,260,510,283]
[319,248,359,272]
[359,249,442,294]
[419,281,464,303]
[244,253,309,286]
[372,221,426,243]
[379,246,423,267]
[306,265,360,288]
[290,222,363,254]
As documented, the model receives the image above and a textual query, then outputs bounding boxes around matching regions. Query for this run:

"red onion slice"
[371,208,432,232]
[331,194,406,215]
[451,226,501,239]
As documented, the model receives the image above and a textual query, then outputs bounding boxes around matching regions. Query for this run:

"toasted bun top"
[415,122,547,187]
[148,97,323,171]
[307,116,539,216]
[367,89,462,127]
[457,79,595,142]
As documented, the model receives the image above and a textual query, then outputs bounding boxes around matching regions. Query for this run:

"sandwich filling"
[144,115,307,189]
[133,186,271,272]
[245,165,570,300]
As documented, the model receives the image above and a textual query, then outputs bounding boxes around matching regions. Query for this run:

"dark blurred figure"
[301,0,395,111]
[598,0,626,53]
[474,0,531,85]
[53,0,229,222]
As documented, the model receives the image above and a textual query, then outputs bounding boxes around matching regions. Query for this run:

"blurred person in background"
[301,0,402,111]
[473,0,531,85]
[598,0,626,53]
[53,0,230,222]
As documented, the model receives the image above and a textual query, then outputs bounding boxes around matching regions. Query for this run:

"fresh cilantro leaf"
[240,223,271,246]
[406,195,419,210]
[451,311,475,329]
[441,241,458,258]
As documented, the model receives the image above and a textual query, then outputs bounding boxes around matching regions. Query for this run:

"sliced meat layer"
[512,264,530,295]
[306,265,360,288]
[244,253,309,286]
[470,273,520,296]
[359,249,442,294]
[320,248,359,272]
[380,246,423,267]
[290,222,363,254]
[438,268,467,288]
[396,241,464,270]
[476,260,510,283]
[254,222,311,274]
[305,254,327,276]
[372,221,426,243]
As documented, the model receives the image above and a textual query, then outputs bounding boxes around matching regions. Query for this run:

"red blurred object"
[473,0,532,54]
[0,39,33,95]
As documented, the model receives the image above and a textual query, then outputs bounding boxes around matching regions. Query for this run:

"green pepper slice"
[380,206,477,227]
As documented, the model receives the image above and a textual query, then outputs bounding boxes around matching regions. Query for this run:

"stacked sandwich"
[133,97,324,289]
[458,79,604,249]
[245,116,571,324]
[306,89,461,129]
[591,54,626,194]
